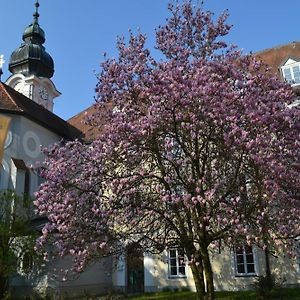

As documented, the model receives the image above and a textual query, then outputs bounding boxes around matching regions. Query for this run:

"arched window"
[20,251,34,274]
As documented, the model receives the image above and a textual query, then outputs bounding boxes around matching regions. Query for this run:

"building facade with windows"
[256,41,300,96]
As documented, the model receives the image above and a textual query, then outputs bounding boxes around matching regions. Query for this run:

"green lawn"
[127,287,300,299]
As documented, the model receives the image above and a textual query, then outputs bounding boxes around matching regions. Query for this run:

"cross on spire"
[0,55,5,81]
[0,55,5,69]
[33,0,40,24]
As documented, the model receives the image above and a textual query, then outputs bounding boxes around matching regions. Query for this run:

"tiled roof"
[255,41,300,95]
[68,105,97,142]
[0,82,82,140]
[255,41,300,75]
[68,102,113,142]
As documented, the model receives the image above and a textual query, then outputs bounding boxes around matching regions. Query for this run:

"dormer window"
[281,58,300,86]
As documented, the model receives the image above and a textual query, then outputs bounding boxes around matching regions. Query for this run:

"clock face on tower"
[38,86,48,101]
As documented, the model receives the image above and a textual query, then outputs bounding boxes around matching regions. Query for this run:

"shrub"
[254,274,285,299]
[161,287,171,293]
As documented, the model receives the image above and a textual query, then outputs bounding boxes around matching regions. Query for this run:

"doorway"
[126,244,144,294]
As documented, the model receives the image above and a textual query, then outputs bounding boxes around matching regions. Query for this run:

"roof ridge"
[255,41,300,55]
[68,104,94,122]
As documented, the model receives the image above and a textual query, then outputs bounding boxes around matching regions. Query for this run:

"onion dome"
[9,1,54,78]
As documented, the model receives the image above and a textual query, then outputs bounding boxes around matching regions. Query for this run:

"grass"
[128,291,196,300]
[127,287,300,299]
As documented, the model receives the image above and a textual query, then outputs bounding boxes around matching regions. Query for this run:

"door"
[127,244,144,294]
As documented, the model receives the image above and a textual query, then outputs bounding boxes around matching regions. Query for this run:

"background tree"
[0,191,37,299]
[34,2,300,299]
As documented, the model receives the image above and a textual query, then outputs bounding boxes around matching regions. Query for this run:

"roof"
[68,105,97,142]
[68,102,112,142]
[255,41,300,75]
[0,82,81,139]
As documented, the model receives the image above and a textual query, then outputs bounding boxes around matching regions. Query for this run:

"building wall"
[11,256,113,298]
[144,251,196,293]
[112,255,127,293]
[142,247,300,293]
[211,246,263,291]
[51,256,113,298]
[212,247,300,291]
[268,250,300,287]
[2,114,114,298]
[1,114,60,194]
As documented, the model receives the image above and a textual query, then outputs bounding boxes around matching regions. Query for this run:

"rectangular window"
[282,64,300,86]
[168,248,186,278]
[293,66,300,84]
[234,245,257,276]
[283,68,293,83]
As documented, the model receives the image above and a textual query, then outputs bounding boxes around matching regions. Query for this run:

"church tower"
[5,0,60,112]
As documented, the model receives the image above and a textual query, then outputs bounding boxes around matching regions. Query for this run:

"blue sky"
[1,0,300,120]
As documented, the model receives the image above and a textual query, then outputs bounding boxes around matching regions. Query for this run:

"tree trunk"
[265,248,271,278]
[190,260,206,300]
[0,274,8,299]
[185,243,206,299]
[264,246,275,292]
[201,246,215,300]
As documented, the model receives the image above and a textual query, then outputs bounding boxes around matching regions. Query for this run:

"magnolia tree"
[34,2,300,299]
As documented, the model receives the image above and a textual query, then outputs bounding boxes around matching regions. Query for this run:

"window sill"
[235,274,258,278]
[168,275,187,279]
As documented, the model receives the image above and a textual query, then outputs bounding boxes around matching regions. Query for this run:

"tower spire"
[8,0,54,79]
[5,0,60,110]
[33,0,40,24]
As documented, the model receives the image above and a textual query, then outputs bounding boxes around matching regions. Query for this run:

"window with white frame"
[168,248,186,277]
[281,59,300,86]
[234,245,257,276]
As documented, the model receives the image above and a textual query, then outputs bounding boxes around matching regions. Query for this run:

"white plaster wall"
[144,253,155,292]
[142,247,300,293]
[4,114,116,297]
[145,251,196,292]
[210,246,300,291]
[50,256,113,297]
[112,255,126,292]
[2,114,61,195]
